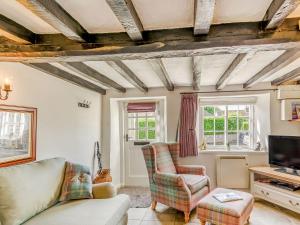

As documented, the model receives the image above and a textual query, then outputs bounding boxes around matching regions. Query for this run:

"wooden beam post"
[106,60,148,92]
[17,0,87,41]
[106,0,143,41]
[243,50,300,88]
[24,63,106,94]
[192,56,202,90]
[148,59,174,91]
[0,14,35,44]
[60,62,126,93]
[194,0,215,35]
[264,0,300,29]
[216,53,249,90]
[271,66,300,85]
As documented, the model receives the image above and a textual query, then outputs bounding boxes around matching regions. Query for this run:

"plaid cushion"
[181,174,208,194]
[59,162,93,201]
[153,143,176,174]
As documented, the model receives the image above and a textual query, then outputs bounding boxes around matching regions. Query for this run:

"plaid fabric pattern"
[177,165,206,175]
[59,162,93,201]
[142,143,210,213]
[153,143,177,174]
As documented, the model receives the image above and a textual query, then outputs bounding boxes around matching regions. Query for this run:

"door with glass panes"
[124,102,160,186]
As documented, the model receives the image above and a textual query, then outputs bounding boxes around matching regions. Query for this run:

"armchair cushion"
[181,174,208,194]
[153,172,184,187]
[154,143,177,174]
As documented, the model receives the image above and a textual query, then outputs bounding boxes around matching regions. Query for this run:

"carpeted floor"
[118,186,151,208]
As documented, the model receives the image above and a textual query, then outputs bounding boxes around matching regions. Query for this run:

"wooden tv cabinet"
[249,167,300,214]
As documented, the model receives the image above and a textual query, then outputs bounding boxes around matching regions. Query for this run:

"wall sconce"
[78,100,91,108]
[0,79,12,100]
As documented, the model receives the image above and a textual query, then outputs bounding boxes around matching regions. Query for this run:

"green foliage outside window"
[204,117,249,135]
[137,118,156,140]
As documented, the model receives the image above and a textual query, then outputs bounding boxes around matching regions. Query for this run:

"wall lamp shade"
[0,79,12,100]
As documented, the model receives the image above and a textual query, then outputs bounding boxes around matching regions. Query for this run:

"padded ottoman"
[197,188,254,225]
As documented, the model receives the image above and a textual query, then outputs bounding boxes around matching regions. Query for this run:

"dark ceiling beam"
[216,53,248,90]
[271,66,300,85]
[24,63,106,94]
[148,59,174,91]
[194,0,215,35]
[263,0,300,29]
[192,56,202,90]
[106,60,148,92]
[243,49,300,88]
[0,14,35,44]
[17,0,87,42]
[60,62,126,93]
[106,0,143,41]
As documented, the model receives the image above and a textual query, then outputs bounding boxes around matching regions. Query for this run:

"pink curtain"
[179,94,198,157]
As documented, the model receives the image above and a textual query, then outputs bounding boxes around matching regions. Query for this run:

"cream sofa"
[0,158,130,225]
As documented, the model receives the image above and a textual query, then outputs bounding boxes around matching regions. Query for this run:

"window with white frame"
[200,104,253,149]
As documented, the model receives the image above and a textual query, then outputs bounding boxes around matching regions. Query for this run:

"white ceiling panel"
[227,50,285,85]
[200,54,237,86]
[162,57,193,86]
[84,61,134,88]
[213,0,273,24]
[264,57,300,82]
[132,0,194,30]
[122,60,163,87]
[56,0,124,33]
[0,0,58,34]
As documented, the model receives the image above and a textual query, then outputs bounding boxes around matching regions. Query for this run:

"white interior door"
[123,102,163,186]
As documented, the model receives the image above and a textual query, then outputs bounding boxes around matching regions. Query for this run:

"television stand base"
[274,167,300,177]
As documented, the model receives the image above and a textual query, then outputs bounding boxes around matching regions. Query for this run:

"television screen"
[269,135,300,170]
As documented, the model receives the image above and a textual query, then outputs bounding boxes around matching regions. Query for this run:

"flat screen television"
[269,135,300,170]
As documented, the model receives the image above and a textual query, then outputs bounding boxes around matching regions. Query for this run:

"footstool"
[197,188,254,225]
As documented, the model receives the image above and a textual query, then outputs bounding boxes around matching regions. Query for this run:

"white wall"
[0,62,101,169]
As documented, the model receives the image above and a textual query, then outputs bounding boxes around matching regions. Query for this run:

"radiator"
[216,155,249,189]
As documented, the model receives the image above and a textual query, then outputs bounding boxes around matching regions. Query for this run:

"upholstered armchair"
[142,143,210,223]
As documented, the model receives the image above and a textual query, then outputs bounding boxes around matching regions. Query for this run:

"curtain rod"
[180,88,277,94]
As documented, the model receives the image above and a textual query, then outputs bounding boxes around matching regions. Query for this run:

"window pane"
[215,106,225,117]
[215,118,224,130]
[239,132,250,147]
[239,117,249,130]
[215,132,225,145]
[204,106,214,117]
[138,130,146,139]
[128,118,136,129]
[228,117,237,131]
[138,118,146,128]
[204,118,214,131]
[128,112,136,118]
[238,105,249,116]
[128,130,136,141]
[228,105,238,117]
[204,132,214,145]
[147,112,155,117]
[228,132,237,145]
[137,112,146,117]
[147,118,156,128]
[148,130,156,140]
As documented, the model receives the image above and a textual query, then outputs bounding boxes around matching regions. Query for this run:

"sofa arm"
[92,182,116,199]
[176,165,206,176]
[153,172,184,187]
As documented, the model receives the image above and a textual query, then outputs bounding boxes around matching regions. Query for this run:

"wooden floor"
[128,200,300,225]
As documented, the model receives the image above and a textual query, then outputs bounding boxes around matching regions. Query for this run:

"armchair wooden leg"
[184,211,190,223]
[200,220,206,225]
[151,200,157,210]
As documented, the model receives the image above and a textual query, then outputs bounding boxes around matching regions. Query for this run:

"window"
[127,112,157,141]
[201,105,253,149]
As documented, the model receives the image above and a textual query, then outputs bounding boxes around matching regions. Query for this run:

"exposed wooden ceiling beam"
[24,63,106,94]
[216,53,248,90]
[271,67,300,85]
[194,0,215,35]
[148,59,174,91]
[106,0,143,41]
[0,14,35,44]
[243,49,300,88]
[106,61,148,92]
[192,56,202,90]
[60,62,126,93]
[264,0,300,29]
[17,0,87,42]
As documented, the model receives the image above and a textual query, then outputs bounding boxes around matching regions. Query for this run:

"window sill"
[198,149,267,154]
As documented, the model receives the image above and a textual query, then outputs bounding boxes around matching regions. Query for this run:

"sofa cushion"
[181,174,208,194]
[23,194,130,225]
[0,158,66,225]
[153,143,176,174]
[60,162,93,201]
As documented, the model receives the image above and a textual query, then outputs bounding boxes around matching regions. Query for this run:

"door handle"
[125,134,129,142]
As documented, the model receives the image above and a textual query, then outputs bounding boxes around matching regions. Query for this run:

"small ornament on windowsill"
[254,141,261,151]
[199,137,207,151]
